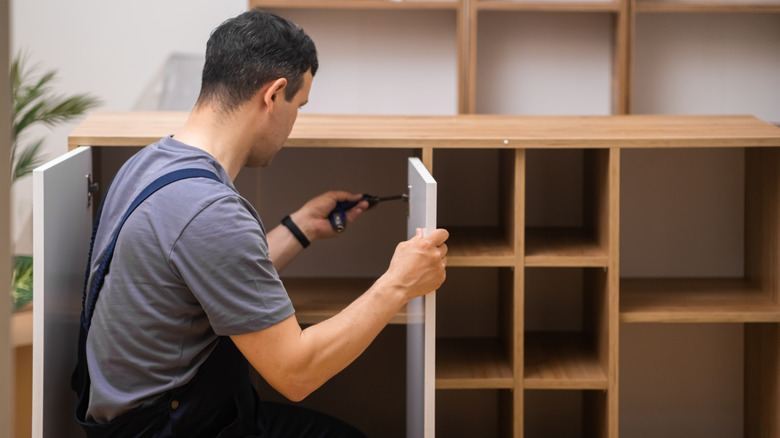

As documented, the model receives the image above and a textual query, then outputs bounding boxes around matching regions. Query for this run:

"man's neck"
[172,105,252,181]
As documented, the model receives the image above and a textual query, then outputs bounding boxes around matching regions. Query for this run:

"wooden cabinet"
[62,112,780,437]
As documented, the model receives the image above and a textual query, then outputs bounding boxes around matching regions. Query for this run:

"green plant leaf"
[13,138,45,181]
[12,255,33,312]
[9,51,102,182]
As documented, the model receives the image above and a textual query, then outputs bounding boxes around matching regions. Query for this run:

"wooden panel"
[606,148,620,438]
[611,0,630,114]
[477,0,621,12]
[620,278,780,323]
[523,332,608,390]
[69,112,780,150]
[436,338,514,389]
[745,323,780,438]
[14,346,32,438]
[281,278,412,324]
[252,0,459,9]
[514,150,525,438]
[11,308,32,348]
[446,226,515,266]
[459,0,474,114]
[636,1,780,13]
[525,227,610,267]
[745,148,780,302]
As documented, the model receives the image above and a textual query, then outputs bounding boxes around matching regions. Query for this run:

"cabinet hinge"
[86,174,99,207]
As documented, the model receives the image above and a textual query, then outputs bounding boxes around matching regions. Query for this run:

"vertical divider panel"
[464,0,477,114]
[611,0,631,114]
[422,147,434,174]
[744,147,780,438]
[626,0,637,114]
[745,323,780,438]
[745,148,780,302]
[607,148,620,438]
[515,149,526,438]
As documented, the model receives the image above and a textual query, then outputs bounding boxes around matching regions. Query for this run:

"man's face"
[251,69,313,167]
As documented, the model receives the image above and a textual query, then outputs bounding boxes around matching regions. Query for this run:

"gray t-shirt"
[85,137,294,422]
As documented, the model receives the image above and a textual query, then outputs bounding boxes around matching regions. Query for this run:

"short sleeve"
[169,195,294,335]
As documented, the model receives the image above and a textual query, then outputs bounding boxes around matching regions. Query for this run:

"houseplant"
[10,52,101,311]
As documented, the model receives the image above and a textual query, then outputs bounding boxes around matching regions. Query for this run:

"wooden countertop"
[69,112,780,150]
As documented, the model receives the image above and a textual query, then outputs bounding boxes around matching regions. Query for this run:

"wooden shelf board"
[11,306,33,348]
[525,227,609,267]
[478,0,622,12]
[283,277,411,324]
[436,337,514,389]
[636,1,780,13]
[620,278,780,323]
[253,0,459,9]
[69,113,780,150]
[524,331,608,390]
[446,226,515,267]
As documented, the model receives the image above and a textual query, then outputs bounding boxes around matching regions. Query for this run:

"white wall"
[9,0,247,254]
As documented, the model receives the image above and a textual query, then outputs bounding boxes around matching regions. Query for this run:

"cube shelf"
[435,149,520,267]
[66,113,780,437]
[525,149,613,267]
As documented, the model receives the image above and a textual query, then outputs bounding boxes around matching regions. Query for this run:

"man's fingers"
[426,228,449,246]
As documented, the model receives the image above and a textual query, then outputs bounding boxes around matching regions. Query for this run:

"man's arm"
[232,228,448,402]
[267,191,368,270]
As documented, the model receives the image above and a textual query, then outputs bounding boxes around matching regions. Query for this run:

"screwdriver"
[329,194,409,232]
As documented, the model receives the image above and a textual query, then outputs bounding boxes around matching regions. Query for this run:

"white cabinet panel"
[406,157,437,438]
[33,146,93,438]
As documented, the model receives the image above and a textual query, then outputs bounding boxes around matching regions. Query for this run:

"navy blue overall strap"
[81,168,221,330]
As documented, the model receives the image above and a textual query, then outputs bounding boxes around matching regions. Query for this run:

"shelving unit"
[65,112,780,437]
[233,7,779,433]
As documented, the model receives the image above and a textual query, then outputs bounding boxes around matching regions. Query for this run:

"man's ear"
[263,78,288,111]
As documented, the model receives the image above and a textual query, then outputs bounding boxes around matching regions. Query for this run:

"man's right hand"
[381,228,449,302]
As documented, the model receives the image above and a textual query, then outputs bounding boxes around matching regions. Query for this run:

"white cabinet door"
[32,146,93,438]
[406,157,437,438]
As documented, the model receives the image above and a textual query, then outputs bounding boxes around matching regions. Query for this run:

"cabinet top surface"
[68,112,780,150]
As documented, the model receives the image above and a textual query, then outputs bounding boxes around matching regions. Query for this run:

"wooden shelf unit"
[68,112,780,437]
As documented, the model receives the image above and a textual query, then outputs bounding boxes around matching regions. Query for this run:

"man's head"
[196,9,318,113]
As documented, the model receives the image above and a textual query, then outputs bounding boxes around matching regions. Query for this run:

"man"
[73,9,448,438]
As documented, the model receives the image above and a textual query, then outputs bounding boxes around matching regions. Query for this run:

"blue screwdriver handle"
[328,194,407,232]
[328,200,359,232]
[328,194,380,232]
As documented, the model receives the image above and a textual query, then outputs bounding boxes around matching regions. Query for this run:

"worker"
[72,9,448,437]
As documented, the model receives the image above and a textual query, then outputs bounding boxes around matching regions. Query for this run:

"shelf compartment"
[252,0,459,10]
[524,332,607,389]
[525,389,609,438]
[636,1,780,13]
[478,0,622,12]
[525,267,613,391]
[282,277,411,324]
[436,149,519,268]
[447,226,515,267]
[525,226,609,267]
[525,149,614,268]
[437,389,514,438]
[436,337,514,389]
[620,278,780,323]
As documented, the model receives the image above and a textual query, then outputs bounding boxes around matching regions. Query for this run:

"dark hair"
[196,9,318,112]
